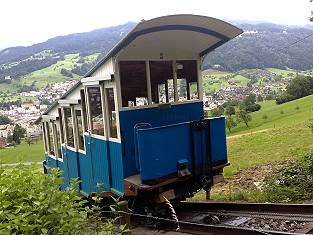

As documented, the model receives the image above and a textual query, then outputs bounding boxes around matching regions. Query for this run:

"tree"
[244,94,256,106]
[240,94,261,113]
[0,115,12,125]
[265,94,274,100]
[225,105,236,116]
[276,75,313,104]
[41,99,52,105]
[60,68,73,78]
[6,135,13,143]
[236,110,252,127]
[226,116,237,132]
[257,95,263,102]
[211,106,224,117]
[12,124,26,145]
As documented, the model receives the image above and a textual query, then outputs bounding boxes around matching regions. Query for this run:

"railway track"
[130,201,313,234]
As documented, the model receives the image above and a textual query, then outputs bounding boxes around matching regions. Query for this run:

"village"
[0,72,291,148]
[0,80,77,147]
[203,69,292,110]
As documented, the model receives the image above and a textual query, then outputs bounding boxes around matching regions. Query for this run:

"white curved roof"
[86,14,242,76]
[40,14,242,118]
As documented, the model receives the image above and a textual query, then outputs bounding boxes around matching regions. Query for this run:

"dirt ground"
[211,160,291,194]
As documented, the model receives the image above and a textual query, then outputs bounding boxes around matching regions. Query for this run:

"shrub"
[245,103,261,113]
[0,165,120,234]
[60,68,73,78]
[275,93,294,104]
[263,153,313,202]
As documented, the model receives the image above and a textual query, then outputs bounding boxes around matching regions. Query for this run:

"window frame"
[54,119,63,160]
[74,106,86,154]
[103,83,120,142]
[47,121,56,157]
[42,122,48,154]
[62,106,76,151]
[85,85,107,140]
[118,59,201,111]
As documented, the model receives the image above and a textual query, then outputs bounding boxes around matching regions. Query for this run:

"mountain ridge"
[1,20,313,81]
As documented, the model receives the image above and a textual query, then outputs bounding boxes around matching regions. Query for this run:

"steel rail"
[130,212,303,235]
[179,201,313,215]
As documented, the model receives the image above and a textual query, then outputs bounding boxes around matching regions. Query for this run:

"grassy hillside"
[193,96,313,201]
[229,94,313,135]
[267,68,296,77]
[22,54,81,88]
[0,53,99,94]
[0,140,44,164]
[226,122,313,176]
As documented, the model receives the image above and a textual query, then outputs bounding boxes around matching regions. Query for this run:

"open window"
[42,123,48,153]
[63,107,75,148]
[120,61,148,107]
[47,122,55,155]
[80,89,88,133]
[176,60,199,100]
[105,88,118,139]
[54,121,62,158]
[58,108,64,144]
[87,86,104,136]
[149,61,173,104]
[75,109,85,151]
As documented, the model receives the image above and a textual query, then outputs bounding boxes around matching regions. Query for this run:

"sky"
[1,0,312,49]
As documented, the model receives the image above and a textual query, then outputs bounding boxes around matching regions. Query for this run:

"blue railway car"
[38,14,242,204]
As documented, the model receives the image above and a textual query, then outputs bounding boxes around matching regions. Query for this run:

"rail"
[129,201,313,234]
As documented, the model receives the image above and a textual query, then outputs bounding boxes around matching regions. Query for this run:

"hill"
[204,24,313,71]
[0,21,313,83]
[228,94,313,135]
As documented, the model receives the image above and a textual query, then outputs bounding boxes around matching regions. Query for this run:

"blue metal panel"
[77,137,94,194]
[135,117,228,181]
[45,155,57,168]
[108,141,124,195]
[119,101,203,177]
[44,155,68,190]
[63,148,79,182]
[209,117,227,165]
[137,122,193,181]
[85,137,111,192]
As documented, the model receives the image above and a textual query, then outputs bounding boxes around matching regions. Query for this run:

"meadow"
[0,140,44,164]
[229,94,313,135]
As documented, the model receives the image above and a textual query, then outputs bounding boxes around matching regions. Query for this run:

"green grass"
[0,95,35,102]
[226,122,313,177]
[229,94,313,135]
[202,70,231,93]
[22,54,81,88]
[193,95,313,202]
[232,75,250,87]
[192,121,313,202]
[0,53,99,94]
[0,140,44,164]
[267,68,296,77]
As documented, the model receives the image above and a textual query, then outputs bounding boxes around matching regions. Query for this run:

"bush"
[245,103,261,113]
[0,115,12,125]
[263,153,313,202]
[275,93,294,104]
[275,75,313,104]
[0,165,121,234]
[60,68,73,78]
